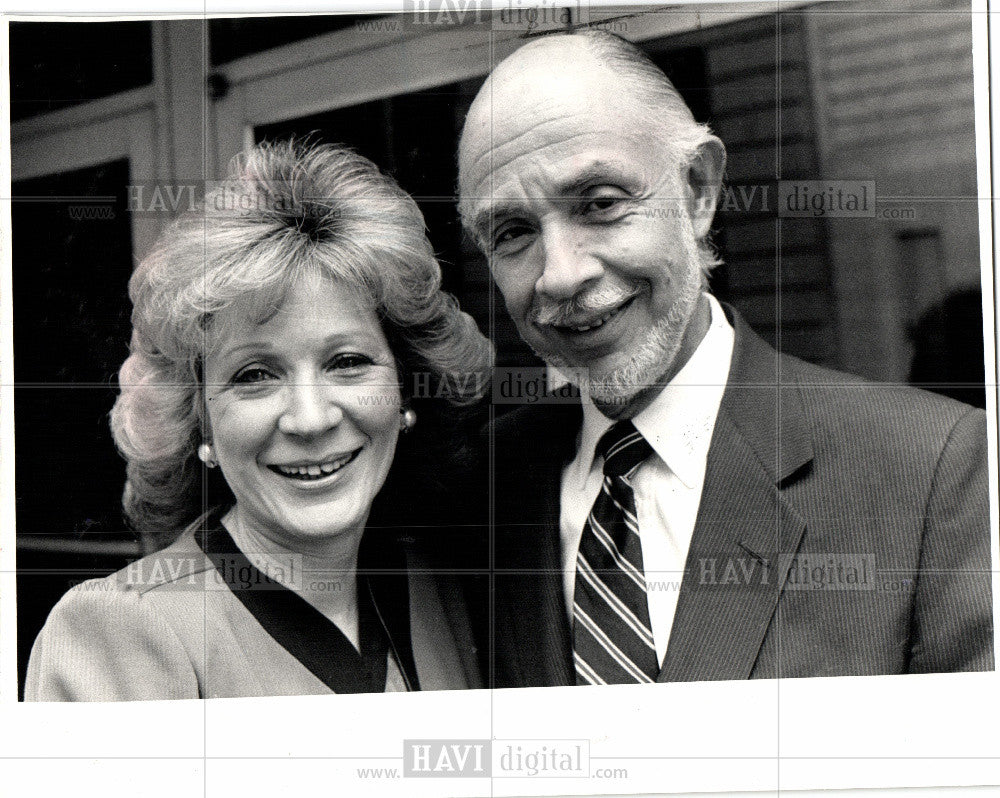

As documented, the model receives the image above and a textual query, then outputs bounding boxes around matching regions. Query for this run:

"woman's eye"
[328,353,374,370]
[232,366,275,384]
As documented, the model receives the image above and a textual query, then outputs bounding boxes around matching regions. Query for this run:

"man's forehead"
[457,36,664,225]
[460,91,650,192]
[460,41,624,157]
[468,49,619,130]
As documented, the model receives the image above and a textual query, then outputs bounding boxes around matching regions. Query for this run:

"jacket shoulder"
[24,564,201,701]
[782,353,981,440]
[770,354,987,509]
[106,530,215,595]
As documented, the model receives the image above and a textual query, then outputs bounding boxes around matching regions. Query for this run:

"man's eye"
[328,353,374,370]
[492,223,532,252]
[584,196,621,212]
[581,188,630,217]
[232,366,276,385]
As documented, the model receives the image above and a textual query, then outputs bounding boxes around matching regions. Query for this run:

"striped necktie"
[573,420,659,685]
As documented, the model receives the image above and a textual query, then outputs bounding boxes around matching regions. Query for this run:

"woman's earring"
[400,407,417,432]
[197,442,218,468]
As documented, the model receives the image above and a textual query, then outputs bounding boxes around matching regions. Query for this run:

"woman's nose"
[277,381,343,437]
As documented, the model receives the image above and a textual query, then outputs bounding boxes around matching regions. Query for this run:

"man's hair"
[572,29,716,166]
[459,29,723,272]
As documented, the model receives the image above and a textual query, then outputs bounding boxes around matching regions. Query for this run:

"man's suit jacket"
[485,307,994,686]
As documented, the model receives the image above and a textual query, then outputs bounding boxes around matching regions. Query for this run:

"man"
[457,30,994,686]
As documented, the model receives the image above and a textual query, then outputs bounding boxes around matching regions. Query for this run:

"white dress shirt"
[560,294,735,667]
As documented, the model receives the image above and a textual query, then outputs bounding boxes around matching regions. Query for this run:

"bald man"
[458,31,993,686]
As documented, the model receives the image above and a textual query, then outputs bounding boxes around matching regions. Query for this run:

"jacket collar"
[719,305,814,484]
[658,305,814,681]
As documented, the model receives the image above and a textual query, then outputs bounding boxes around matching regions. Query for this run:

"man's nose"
[278,380,343,437]
[534,221,603,301]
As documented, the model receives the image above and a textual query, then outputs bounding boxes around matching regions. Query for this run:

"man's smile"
[545,295,638,335]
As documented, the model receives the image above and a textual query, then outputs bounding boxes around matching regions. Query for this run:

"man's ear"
[684,137,727,240]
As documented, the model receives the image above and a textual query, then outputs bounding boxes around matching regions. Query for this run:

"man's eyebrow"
[555,164,633,197]
[470,201,523,240]
[467,163,636,238]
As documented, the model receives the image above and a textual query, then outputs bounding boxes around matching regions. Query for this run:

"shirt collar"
[574,293,735,489]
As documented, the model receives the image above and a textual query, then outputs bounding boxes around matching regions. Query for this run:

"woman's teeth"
[272,451,357,480]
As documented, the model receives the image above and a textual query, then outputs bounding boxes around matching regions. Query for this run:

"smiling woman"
[24,141,494,701]
[203,276,403,558]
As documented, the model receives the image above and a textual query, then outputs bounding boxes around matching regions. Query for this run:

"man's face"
[459,48,710,415]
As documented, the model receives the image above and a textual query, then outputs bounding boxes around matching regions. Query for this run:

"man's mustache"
[530,284,639,327]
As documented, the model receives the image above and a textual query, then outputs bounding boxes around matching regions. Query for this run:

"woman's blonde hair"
[111,140,492,543]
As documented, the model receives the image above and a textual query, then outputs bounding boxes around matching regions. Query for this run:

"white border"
[2,2,998,797]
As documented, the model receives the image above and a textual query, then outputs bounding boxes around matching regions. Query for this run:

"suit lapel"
[659,310,813,681]
[492,402,581,687]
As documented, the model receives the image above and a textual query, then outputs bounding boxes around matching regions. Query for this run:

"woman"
[25,141,493,700]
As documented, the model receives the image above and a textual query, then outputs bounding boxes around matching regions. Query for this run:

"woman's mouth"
[268,448,361,481]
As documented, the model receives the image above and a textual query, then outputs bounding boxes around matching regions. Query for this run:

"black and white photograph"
[1,0,998,795]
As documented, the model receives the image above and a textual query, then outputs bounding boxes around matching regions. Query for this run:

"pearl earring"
[197,443,218,468]
[400,407,417,432]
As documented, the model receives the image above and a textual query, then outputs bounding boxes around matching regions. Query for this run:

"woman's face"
[203,275,402,553]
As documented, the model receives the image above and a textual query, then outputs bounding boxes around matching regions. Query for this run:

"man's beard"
[529,232,705,419]
[588,268,701,417]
